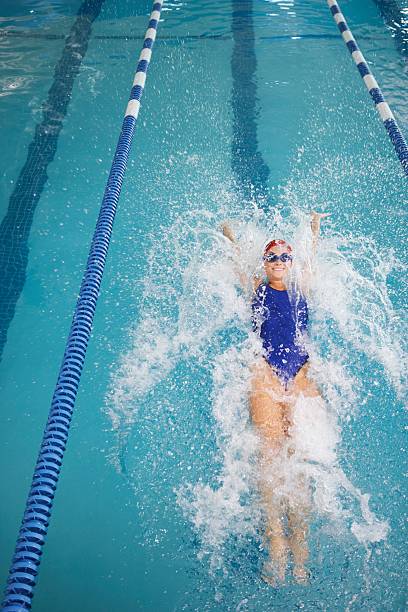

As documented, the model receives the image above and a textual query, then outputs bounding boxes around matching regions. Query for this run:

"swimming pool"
[0,0,407,610]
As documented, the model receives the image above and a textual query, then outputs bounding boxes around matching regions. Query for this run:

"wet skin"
[250,245,320,585]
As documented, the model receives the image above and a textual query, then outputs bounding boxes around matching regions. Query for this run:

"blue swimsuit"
[252,283,309,385]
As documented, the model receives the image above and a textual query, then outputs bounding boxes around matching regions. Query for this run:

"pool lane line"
[231,0,270,210]
[0,0,106,364]
[1,2,163,610]
[327,0,408,176]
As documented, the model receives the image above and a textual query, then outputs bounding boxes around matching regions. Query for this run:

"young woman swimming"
[222,212,330,586]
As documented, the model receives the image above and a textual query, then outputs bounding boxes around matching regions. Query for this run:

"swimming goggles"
[263,252,293,263]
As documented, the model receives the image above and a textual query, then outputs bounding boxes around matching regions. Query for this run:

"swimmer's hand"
[221,222,236,243]
[302,212,331,296]
[311,211,331,237]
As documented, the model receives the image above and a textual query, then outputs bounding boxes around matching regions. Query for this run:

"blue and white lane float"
[327,0,408,176]
[1,2,163,611]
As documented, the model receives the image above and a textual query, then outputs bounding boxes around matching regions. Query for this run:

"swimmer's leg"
[287,503,310,584]
[261,500,288,585]
[250,360,290,582]
[292,362,320,398]
[287,365,317,584]
[249,359,289,455]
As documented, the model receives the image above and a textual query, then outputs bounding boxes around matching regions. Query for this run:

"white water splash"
[105,205,404,570]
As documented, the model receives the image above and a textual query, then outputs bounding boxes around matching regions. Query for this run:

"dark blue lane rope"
[328,0,408,176]
[1,2,163,610]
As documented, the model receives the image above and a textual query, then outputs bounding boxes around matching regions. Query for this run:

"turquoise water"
[0,0,407,610]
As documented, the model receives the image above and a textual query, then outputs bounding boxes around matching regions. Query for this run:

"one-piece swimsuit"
[252,282,309,386]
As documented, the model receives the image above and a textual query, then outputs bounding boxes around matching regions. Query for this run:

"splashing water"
[105,202,405,576]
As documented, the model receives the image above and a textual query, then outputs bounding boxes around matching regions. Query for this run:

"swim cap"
[264,239,293,255]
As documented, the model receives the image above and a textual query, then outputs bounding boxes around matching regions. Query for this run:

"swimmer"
[222,212,330,586]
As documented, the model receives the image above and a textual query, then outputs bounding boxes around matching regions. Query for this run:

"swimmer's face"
[263,245,292,283]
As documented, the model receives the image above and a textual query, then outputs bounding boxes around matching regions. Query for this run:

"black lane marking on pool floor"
[372,0,408,57]
[231,0,270,211]
[0,0,105,363]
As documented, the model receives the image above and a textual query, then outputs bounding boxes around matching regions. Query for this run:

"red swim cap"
[264,239,293,255]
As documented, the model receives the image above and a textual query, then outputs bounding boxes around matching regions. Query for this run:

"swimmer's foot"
[293,564,310,585]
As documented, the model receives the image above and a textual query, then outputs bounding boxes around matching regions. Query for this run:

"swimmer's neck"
[268,280,287,291]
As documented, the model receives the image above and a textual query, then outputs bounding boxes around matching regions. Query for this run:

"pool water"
[0,0,407,610]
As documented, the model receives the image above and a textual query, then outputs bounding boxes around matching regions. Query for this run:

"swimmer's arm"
[301,212,331,295]
[311,211,330,254]
[221,223,262,293]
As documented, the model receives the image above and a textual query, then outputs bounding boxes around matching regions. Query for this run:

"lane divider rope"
[1,1,163,610]
[327,0,408,176]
